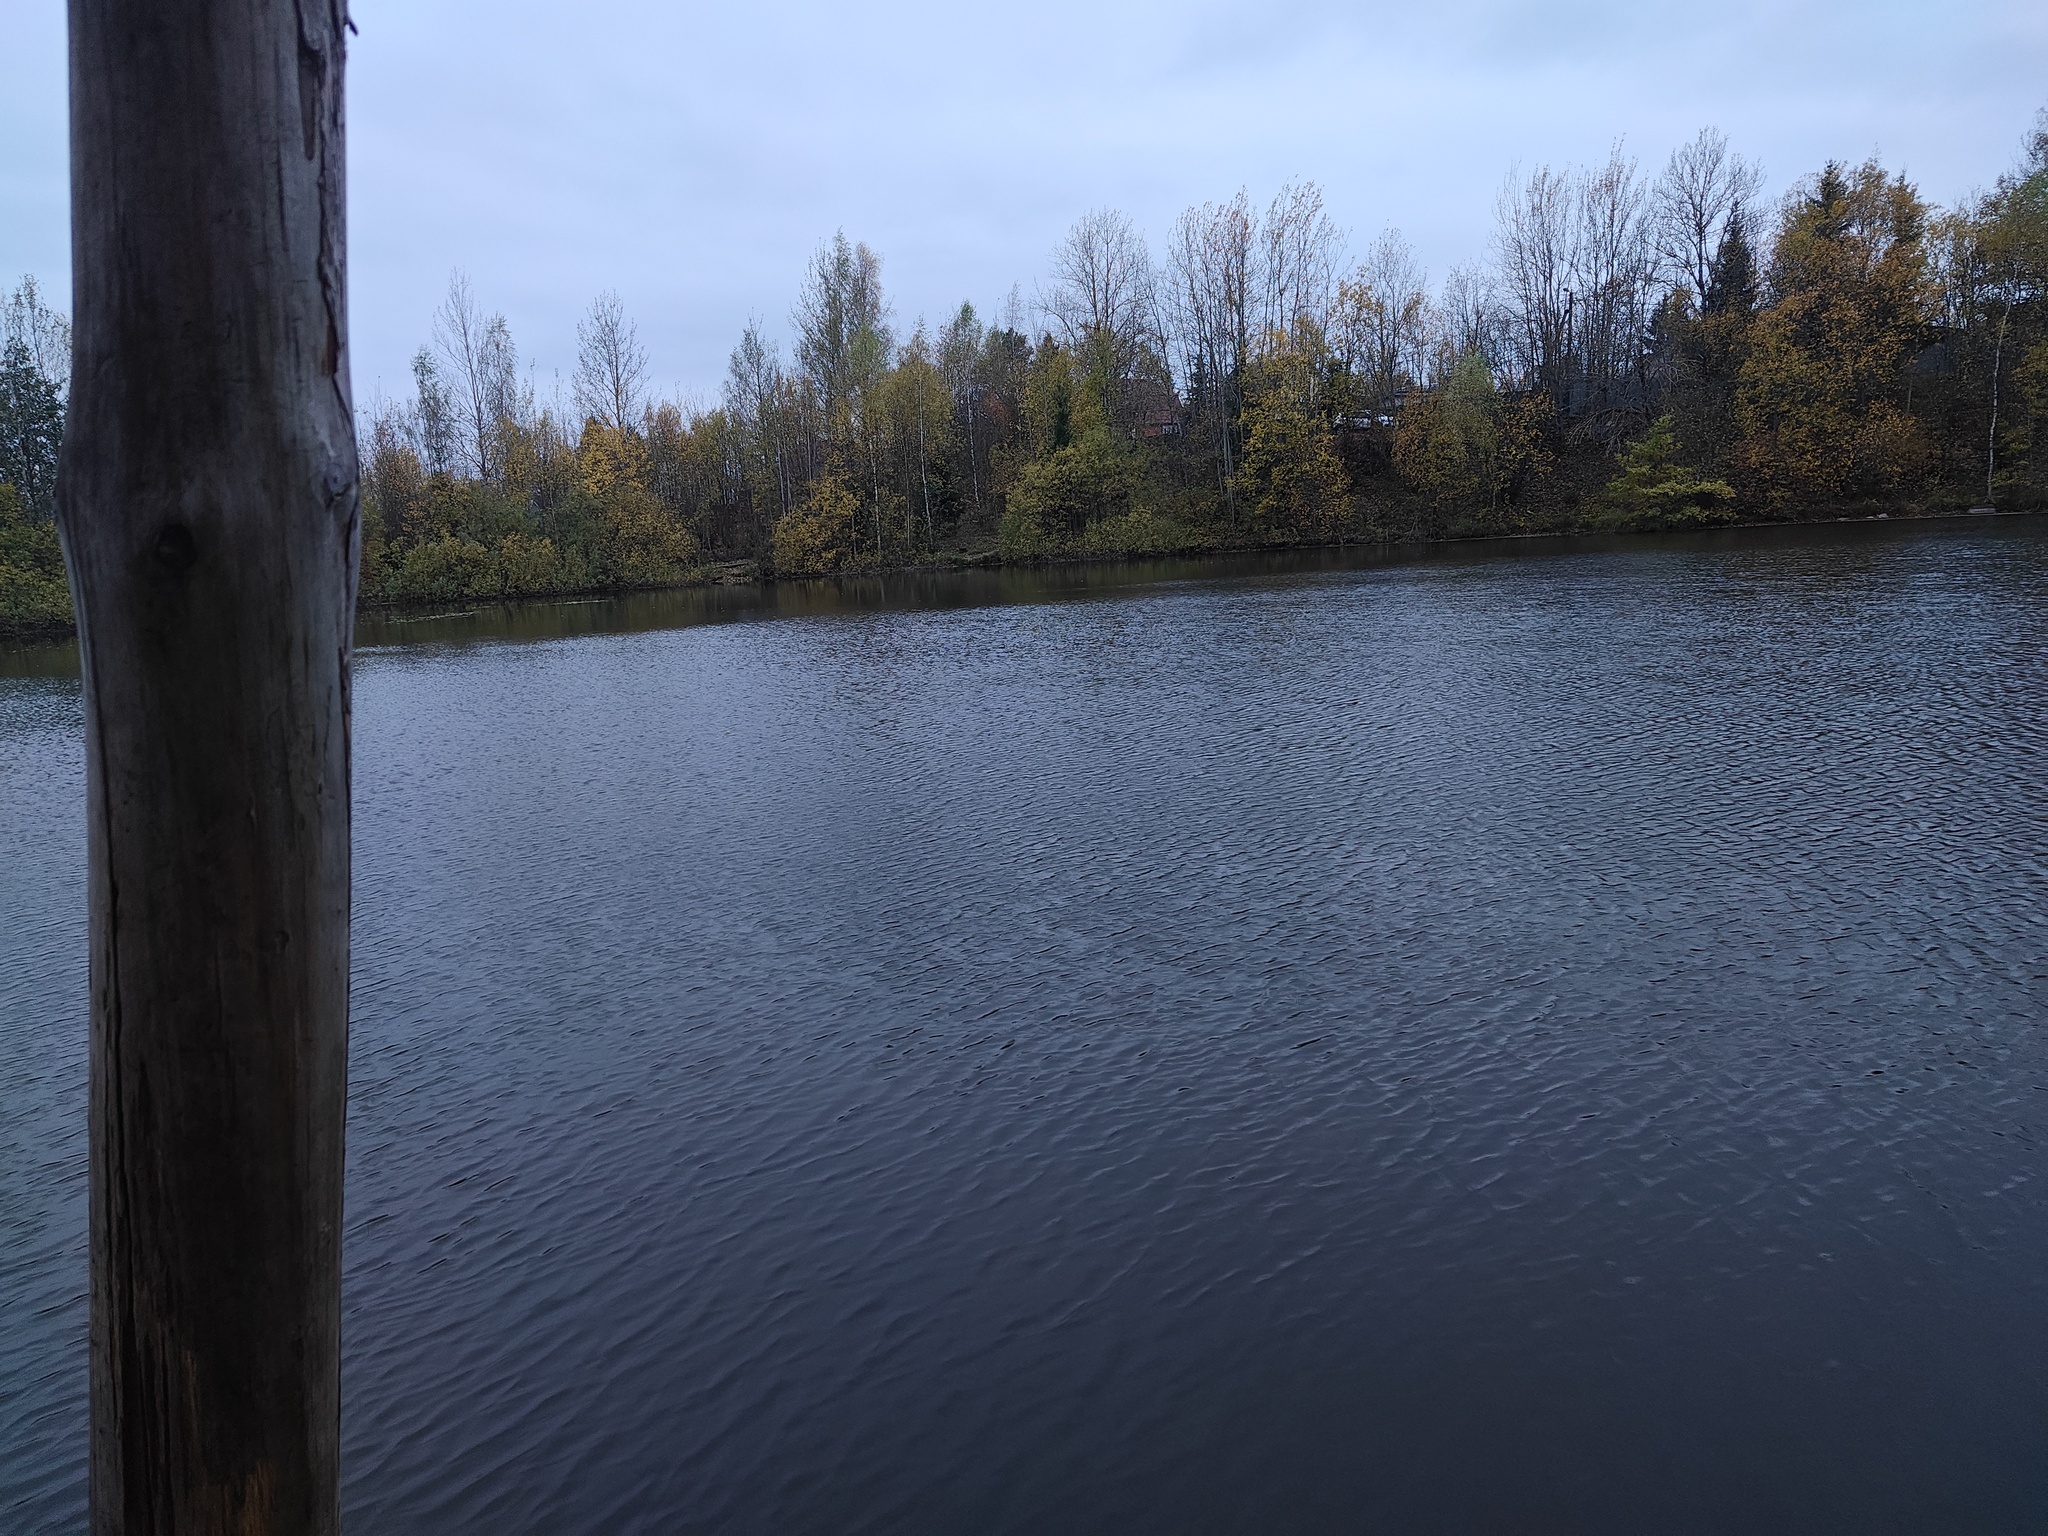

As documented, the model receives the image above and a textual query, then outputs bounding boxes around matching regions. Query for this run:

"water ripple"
[3,524,2046,1533]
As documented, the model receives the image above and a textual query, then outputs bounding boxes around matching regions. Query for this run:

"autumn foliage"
[4,116,2046,631]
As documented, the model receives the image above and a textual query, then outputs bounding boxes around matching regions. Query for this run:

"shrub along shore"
[5,116,2044,641]
[356,496,2031,607]
[5,492,2015,649]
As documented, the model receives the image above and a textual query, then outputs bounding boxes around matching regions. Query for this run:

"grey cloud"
[1,0,2042,406]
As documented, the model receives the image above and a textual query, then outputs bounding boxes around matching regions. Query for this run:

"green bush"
[995,504,1059,560]
[1005,434,1137,539]
[0,482,72,638]
[1078,508,1203,557]
[771,475,865,576]
[383,535,500,603]
[1586,416,1738,531]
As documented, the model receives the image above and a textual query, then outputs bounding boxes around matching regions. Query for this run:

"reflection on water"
[351,513,2047,652]
[2,515,2034,673]
[3,514,2046,1534]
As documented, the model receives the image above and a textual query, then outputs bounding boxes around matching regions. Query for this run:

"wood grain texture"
[58,2,358,1530]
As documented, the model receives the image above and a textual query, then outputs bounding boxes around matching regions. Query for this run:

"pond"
[4,518,2045,1532]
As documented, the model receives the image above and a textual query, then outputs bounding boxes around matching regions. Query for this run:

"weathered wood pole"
[58,1,357,1531]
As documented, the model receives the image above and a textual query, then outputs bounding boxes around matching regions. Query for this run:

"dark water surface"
[5,520,2046,1533]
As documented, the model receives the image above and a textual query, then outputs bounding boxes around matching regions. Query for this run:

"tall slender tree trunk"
[966,393,980,510]
[59,1,357,1531]
[1219,365,1240,530]
[917,404,933,549]
[1986,301,2010,506]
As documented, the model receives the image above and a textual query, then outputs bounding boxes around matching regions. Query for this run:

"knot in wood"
[153,522,198,572]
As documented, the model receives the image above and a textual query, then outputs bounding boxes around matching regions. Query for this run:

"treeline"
[355,116,2048,592]
[0,278,70,637]
[4,117,2046,634]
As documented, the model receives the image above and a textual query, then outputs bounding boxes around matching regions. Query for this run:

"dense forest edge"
[4,117,2046,641]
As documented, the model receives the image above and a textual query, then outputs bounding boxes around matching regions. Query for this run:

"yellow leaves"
[1240,388,1347,536]
[1232,325,1349,537]
[770,474,864,576]
[1389,358,1552,524]
[0,481,72,637]
[603,494,684,577]
[1006,435,1136,539]
[1078,508,1204,557]
[877,344,954,444]
[1394,392,1484,505]
[1734,291,1928,503]
[1731,158,1935,505]
[577,420,652,500]
[1393,355,1496,506]
[2018,340,2048,417]
[490,532,570,594]
[564,419,699,585]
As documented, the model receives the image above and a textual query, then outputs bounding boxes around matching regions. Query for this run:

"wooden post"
[58,1,357,1531]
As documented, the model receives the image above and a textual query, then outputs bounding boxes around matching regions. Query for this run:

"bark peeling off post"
[59,2,357,1532]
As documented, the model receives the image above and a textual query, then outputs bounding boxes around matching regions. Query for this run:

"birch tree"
[1045,208,1158,412]
[574,290,651,433]
[1167,194,1255,516]
[434,273,526,480]
[1336,229,1430,411]
[724,320,792,523]
[1257,181,1343,343]
[794,232,890,425]
[1496,165,1575,397]
[1652,128,1765,305]
[4,276,71,397]
[938,302,986,508]
[1571,145,1656,422]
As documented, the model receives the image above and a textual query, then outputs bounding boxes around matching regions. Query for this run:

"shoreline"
[3,504,2038,653]
[352,501,2039,616]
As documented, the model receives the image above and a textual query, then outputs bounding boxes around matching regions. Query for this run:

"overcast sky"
[3,0,2044,405]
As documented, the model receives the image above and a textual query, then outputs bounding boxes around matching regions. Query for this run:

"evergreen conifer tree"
[0,336,65,518]
[1588,415,1736,529]
[1703,208,1758,319]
